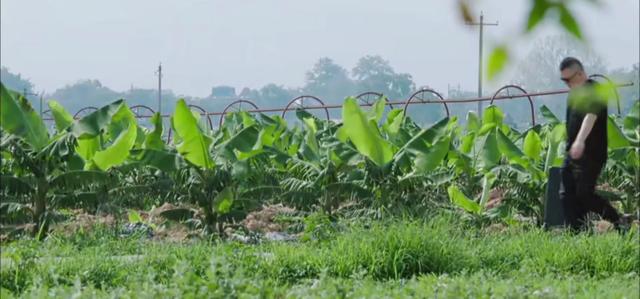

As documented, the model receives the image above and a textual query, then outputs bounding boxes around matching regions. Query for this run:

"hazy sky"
[1,0,638,97]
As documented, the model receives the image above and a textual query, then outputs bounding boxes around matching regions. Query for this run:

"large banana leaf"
[50,170,111,190]
[607,116,631,149]
[481,130,500,168]
[523,130,542,161]
[466,111,481,133]
[460,133,476,154]
[92,105,138,170]
[0,83,49,150]
[48,100,74,132]
[448,185,480,214]
[623,101,639,140]
[341,97,393,167]
[478,172,497,209]
[367,97,386,123]
[172,99,214,169]
[130,149,184,173]
[398,117,450,154]
[71,100,124,138]
[213,187,234,215]
[482,105,505,125]
[0,176,34,195]
[76,137,100,163]
[496,129,526,166]
[539,105,560,125]
[224,125,261,154]
[544,124,566,173]
[143,113,165,150]
[413,136,451,173]
[382,109,404,141]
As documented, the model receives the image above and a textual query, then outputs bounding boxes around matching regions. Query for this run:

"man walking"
[559,57,621,230]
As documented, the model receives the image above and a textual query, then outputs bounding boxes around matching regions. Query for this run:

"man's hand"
[570,140,585,160]
[570,113,597,160]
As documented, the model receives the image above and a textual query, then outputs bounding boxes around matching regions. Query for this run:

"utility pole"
[466,11,498,117]
[39,92,44,117]
[155,63,163,115]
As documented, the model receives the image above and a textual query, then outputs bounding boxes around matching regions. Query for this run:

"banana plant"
[0,84,125,238]
[602,101,640,213]
[333,97,455,212]
[165,99,279,236]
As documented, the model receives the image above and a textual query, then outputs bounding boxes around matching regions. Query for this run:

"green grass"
[1,216,638,298]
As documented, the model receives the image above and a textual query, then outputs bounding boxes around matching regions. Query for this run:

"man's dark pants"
[560,157,620,229]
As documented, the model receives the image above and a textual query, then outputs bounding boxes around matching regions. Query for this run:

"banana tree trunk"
[33,177,49,239]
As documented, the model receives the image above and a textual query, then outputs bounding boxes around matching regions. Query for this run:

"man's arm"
[569,113,597,159]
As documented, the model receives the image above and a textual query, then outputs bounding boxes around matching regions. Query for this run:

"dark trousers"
[560,157,620,229]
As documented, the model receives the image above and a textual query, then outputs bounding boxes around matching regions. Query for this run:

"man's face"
[560,67,586,89]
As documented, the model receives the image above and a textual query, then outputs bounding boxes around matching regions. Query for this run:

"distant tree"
[0,67,34,93]
[211,86,236,99]
[1,67,40,108]
[49,80,122,113]
[352,55,415,100]
[304,57,355,103]
[258,83,294,108]
[509,35,608,122]
[513,35,607,92]
[239,87,261,100]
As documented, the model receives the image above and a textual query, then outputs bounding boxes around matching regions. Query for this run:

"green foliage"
[341,97,393,167]
[487,45,509,80]
[171,99,214,169]
[47,101,74,133]
[0,83,49,150]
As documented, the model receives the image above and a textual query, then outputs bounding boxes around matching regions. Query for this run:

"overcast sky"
[1,0,638,97]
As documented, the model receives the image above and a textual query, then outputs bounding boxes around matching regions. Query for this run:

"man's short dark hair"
[559,57,584,71]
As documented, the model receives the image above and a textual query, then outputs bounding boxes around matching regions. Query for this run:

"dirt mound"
[243,204,297,233]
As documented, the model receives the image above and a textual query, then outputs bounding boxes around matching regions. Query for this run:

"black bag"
[543,166,565,228]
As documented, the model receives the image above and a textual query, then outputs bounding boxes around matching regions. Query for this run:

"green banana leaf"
[171,99,214,169]
[341,97,393,167]
[0,83,49,150]
[143,113,166,150]
[523,130,542,161]
[90,105,138,170]
[413,135,451,173]
[70,100,124,138]
[607,116,631,149]
[48,100,74,132]
[448,185,480,214]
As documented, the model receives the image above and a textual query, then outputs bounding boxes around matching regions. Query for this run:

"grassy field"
[2,216,638,298]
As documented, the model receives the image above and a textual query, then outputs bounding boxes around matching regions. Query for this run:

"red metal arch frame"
[130,104,156,117]
[187,104,213,130]
[73,106,99,119]
[281,95,331,121]
[589,74,621,115]
[355,92,394,108]
[489,85,536,126]
[218,99,260,127]
[403,88,450,117]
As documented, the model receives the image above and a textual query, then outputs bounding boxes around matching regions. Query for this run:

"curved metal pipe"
[218,99,260,127]
[281,95,331,121]
[73,106,99,119]
[489,84,535,126]
[403,88,450,117]
[355,91,393,108]
[589,74,622,115]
